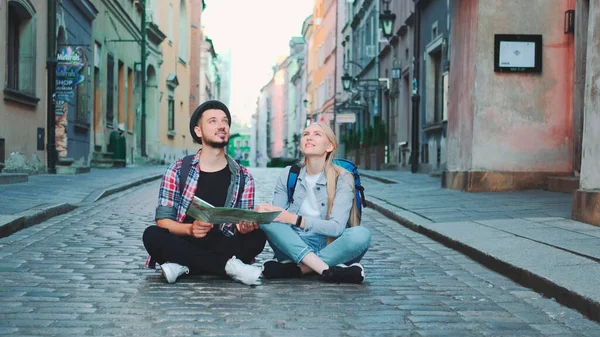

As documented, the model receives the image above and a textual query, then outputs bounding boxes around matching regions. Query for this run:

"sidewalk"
[361,169,600,322]
[0,165,167,237]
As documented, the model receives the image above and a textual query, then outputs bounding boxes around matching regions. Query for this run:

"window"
[168,98,175,131]
[76,65,89,123]
[117,61,125,126]
[6,0,36,96]
[106,54,115,127]
[178,0,188,62]
[433,52,442,123]
[127,68,134,131]
[168,4,173,42]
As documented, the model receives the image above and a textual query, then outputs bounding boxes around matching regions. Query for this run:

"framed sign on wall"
[494,34,543,73]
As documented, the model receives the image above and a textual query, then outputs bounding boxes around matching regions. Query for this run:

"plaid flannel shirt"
[154,151,255,236]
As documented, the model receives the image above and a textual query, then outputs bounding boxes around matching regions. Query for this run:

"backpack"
[286,159,366,223]
[179,155,245,206]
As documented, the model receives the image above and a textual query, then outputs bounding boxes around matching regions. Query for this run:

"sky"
[202,0,314,126]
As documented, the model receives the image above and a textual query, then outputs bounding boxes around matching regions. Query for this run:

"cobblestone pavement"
[0,168,599,337]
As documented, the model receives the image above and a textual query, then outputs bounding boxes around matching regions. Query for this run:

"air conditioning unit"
[366,45,376,58]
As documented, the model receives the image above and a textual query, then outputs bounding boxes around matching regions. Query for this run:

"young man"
[143,100,266,285]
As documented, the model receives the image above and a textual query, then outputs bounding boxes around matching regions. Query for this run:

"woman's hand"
[255,204,282,213]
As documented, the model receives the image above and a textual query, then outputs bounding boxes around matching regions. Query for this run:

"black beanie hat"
[189,100,232,143]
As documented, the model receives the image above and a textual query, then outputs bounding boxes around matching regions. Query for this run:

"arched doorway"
[144,65,158,158]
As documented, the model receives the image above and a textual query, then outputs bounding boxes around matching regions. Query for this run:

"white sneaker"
[160,262,190,284]
[225,256,262,286]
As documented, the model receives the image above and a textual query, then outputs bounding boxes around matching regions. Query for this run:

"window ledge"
[167,130,176,138]
[423,120,447,134]
[74,120,90,131]
[3,88,40,107]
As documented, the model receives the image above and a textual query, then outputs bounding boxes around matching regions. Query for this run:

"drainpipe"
[140,0,147,157]
[373,0,380,128]
[410,2,421,173]
[46,0,57,174]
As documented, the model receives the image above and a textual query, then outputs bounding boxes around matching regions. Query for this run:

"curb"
[82,173,163,203]
[0,173,163,239]
[366,200,600,323]
[360,173,398,184]
[0,203,77,238]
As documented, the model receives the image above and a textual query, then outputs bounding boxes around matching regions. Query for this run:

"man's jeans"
[260,222,371,266]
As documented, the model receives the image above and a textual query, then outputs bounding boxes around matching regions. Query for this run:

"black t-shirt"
[183,165,231,224]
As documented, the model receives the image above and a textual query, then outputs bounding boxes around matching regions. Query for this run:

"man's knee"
[143,225,166,247]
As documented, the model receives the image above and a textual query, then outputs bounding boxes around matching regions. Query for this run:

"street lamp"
[342,72,354,92]
[380,1,396,39]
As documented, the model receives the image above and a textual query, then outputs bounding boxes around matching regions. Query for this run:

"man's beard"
[203,137,229,148]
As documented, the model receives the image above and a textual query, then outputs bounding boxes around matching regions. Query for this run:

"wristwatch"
[294,215,303,227]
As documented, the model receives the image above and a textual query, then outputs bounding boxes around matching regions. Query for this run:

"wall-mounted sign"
[336,113,356,124]
[55,46,86,115]
[494,34,542,73]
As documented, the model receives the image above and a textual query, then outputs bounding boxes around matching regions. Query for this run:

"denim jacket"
[271,165,354,238]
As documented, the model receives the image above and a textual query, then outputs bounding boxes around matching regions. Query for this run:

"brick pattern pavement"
[0,168,598,336]
[0,166,166,216]
[360,170,573,222]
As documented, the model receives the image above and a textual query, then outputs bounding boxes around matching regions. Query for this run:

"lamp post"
[380,0,396,39]
[342,72,353,92]
[379,0,396,167]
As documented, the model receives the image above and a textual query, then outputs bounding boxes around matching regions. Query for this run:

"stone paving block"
[0,170,598,336]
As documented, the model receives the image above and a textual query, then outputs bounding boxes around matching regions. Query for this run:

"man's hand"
[236,221,259,235]
[189,220,213,238]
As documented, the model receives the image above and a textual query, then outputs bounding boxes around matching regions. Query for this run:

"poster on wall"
[55,46,86,115]
[494,34,542,73]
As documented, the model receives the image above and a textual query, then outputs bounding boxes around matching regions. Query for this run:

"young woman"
[256,122,371,284]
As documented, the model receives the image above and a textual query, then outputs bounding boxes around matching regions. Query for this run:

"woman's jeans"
[260,222,371,266]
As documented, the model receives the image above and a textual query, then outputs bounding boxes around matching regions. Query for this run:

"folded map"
[186,196,281,224]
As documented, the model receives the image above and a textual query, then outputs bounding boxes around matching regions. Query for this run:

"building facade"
[571,0,599,226]
[415,0,451,174]
[378,0,414,168]
[0,0,49,174]
[91,0,145,167]
[55,0,98,171]
[152,0,197,163]
[309,0,337,126]
[445,0,574,191]
[189,0,203,115]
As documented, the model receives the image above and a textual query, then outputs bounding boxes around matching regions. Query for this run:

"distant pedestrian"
[256,122,371,284]
[142,100,266,285]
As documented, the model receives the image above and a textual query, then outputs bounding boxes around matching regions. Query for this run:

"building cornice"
[146,21,166,45]
[74,0,99,21]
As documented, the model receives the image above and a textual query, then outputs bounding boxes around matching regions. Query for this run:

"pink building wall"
[270,69,286,158]
[448,0,575,178]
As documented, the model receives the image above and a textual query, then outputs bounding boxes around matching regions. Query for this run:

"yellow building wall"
[155,0,196,162]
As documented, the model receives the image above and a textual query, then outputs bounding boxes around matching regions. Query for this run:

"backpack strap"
[236,169,246,207]
[179,154,195,196]
[287,164,301,205]
[356,185,366,207]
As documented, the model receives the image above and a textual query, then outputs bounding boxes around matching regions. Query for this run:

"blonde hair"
[302,122,360,231]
